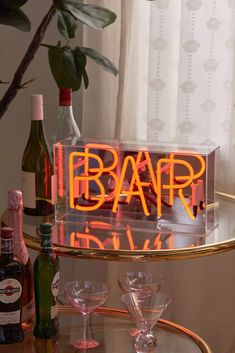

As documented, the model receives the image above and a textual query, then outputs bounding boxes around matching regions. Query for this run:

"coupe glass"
[121,291,171,353]
[118,271,163,336]
[63,280,109,349]
[118,271,163,297]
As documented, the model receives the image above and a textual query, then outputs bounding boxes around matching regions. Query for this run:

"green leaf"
[65,2,116,29]
[48,45,84,91]
[79,47,118,76]
[0,0,28,9]
[57,10,78,39]
[0,8,31,31]
[82,69,89,89]
[73,47,87,71]
[72,47,88,88]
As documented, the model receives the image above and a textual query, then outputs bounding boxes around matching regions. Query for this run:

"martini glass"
[118,271,163,336]
[63,280,109,349]
[121,291,171,353]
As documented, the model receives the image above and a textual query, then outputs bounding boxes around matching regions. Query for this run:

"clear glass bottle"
[21,94,54,216]
[52,87,81,146]
[33,223,59,339]
[0,227,24,343]
[8,190,35,328]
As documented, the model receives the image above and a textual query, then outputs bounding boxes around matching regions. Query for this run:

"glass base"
[134,331,157,353]
[72,339,100,349]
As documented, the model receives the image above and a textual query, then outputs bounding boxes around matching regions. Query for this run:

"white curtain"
[81,1,235,353]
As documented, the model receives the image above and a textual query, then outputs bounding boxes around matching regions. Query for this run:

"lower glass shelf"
[0,307,211,353]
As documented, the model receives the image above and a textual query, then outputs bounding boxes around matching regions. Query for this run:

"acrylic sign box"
[53,138,219,251]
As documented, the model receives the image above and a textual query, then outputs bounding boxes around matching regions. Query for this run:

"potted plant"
[0,0,118,120]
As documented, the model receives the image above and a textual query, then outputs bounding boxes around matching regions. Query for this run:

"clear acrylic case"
[53,138,219,251]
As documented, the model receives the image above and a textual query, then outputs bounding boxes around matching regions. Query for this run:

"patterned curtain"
[82,0,235,193]
[147,0,235,193]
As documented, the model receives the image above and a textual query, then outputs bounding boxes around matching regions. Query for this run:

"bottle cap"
[31,94,43,121]
[0,227,14,239]
[8,190,23,210]
[39,223,53,235]
[59,88,72,106]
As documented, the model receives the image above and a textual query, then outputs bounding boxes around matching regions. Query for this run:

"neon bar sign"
[68,143,206,220]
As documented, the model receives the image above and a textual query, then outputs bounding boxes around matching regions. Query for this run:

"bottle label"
[51,272,59,298]
[22,298,35,323]
[0,279,22,304]
[51,303,58,320]
[0,310,21,325]
[22,171,36,208]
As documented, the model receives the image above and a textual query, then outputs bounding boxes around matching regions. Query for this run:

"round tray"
[0,307,212,353]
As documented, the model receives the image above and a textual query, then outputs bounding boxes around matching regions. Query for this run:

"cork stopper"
[0,227,14,239]
[39,223,53,235]
[38,223,53,249]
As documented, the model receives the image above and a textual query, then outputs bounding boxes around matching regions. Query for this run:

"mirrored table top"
[2,192,235,261]
[0,308,211,353]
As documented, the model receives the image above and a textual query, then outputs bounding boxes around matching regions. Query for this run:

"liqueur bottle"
[21,94,54,216]
[0,227,24,344]
[33,223,59,339]
[52,87,81,146]
[8,190,34,327]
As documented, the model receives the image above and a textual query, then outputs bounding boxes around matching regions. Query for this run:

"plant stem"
[0,4,56,120]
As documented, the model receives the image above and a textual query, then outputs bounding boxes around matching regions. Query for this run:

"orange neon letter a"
[112,155,150,216]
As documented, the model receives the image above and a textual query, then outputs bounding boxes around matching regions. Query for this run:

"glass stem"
[82,312,90,342]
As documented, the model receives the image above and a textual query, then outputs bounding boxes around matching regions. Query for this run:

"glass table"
[2,192,235,261]
[0,307,211,353]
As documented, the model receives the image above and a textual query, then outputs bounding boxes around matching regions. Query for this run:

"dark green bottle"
[33,223,59,339]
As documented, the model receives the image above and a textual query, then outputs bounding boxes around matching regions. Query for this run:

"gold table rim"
[24,232,235,261]
[59,305,212,353]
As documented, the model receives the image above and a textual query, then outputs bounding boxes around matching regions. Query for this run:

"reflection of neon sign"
[68,143,206,220]
[69,221,174,251]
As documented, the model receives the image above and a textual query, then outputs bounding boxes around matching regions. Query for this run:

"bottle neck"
[1,238,13,257]
[58,105,74,121]
[40,237,52,253]
[29,120,45,139]
[8,207,29,265]
[53,106,80,142]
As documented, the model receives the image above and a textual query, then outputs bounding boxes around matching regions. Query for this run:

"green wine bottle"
[33,223,59,339]
[21,94,54,216]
